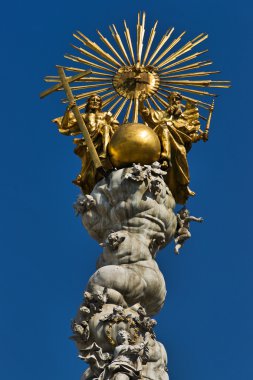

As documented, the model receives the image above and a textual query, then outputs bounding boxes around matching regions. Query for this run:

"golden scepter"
[203,99,215,141]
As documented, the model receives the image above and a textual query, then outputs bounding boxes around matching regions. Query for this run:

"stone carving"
[74,194,96,215]
[75,302,168,380]
[174,207,203,254]
[72,163,175,380]
[124,162,167,196]
[76,163,177,316]
[96,329,147,380]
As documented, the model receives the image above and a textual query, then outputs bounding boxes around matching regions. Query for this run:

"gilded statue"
[53,94,119,194]
[41,12,229,204]
[140,92,209,204]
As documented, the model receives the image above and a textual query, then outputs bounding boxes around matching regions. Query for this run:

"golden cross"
[40,67,104,172]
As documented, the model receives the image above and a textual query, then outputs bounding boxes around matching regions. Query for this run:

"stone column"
[72,162,177,380]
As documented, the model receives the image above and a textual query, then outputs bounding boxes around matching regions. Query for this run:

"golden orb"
[108,123,161,168]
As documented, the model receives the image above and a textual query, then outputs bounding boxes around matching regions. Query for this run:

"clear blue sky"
[1,1,252,379]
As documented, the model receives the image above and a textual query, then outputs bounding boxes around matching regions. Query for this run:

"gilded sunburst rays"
[44,11,230,122]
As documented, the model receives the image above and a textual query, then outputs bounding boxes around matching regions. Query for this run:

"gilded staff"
[204,99,215,140]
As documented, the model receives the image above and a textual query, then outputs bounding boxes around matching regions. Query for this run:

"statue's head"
[179,206,189,218]
[86,94,102,112]
[116,329,130,344]
[137,305,147,318]
[168,91,182,105]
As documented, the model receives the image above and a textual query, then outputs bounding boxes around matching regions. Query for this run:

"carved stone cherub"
[134,306,157,339]
[83,289,108,315]
[74,194,96,215]
[72,320,90,342]
[174,207,203,254]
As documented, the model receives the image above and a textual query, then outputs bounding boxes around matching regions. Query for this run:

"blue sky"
[1,0,252,379]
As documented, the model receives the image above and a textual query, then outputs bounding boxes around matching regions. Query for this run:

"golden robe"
[140,103,201,204]
[54,110,119,194]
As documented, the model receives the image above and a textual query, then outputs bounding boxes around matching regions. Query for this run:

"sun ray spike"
[157,90,170,103]
[90,71,114,77]
[136,11,146,65]
[76,77,114,82]
[44,76,61,83]
[161,71,220,79]
[69,82,112,91]
[96,30,127,66]
[160,49,208,71]
[44,75,112,84]
[154,93,169,107]
[74,31,121,68]
[140,11,146,62]
[160,60,212,75]
[109,24,131,65]
[123,99,133,123]
[180,94,212,109]
[153,31,186,66]
[114,98,128,119]
[101,90,116,99]
[145,99,152,109]
[158,33,209,69]
[108,96,122,112]
[102,94,118,108]
[56,66,88,74]
[159,84,217,97]
[136,12,140,63]
[142,20,158,65]
[71,44,118,70]
[160,79,230,88]
[146,27,175,65]
[78,102,87,110]
[73,86,113,101]
[165,34,209,66]
[150,96,162,110]
[64,54,116,73]
[124,20,135,64]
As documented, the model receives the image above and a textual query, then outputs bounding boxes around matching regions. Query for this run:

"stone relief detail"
[124,162,167,196]
[74,194,96,215]
[71,163,175,380]
[96,329,148,380]
[71,166,203,380]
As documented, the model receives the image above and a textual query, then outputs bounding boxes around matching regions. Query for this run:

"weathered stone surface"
[73,163,177,380]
